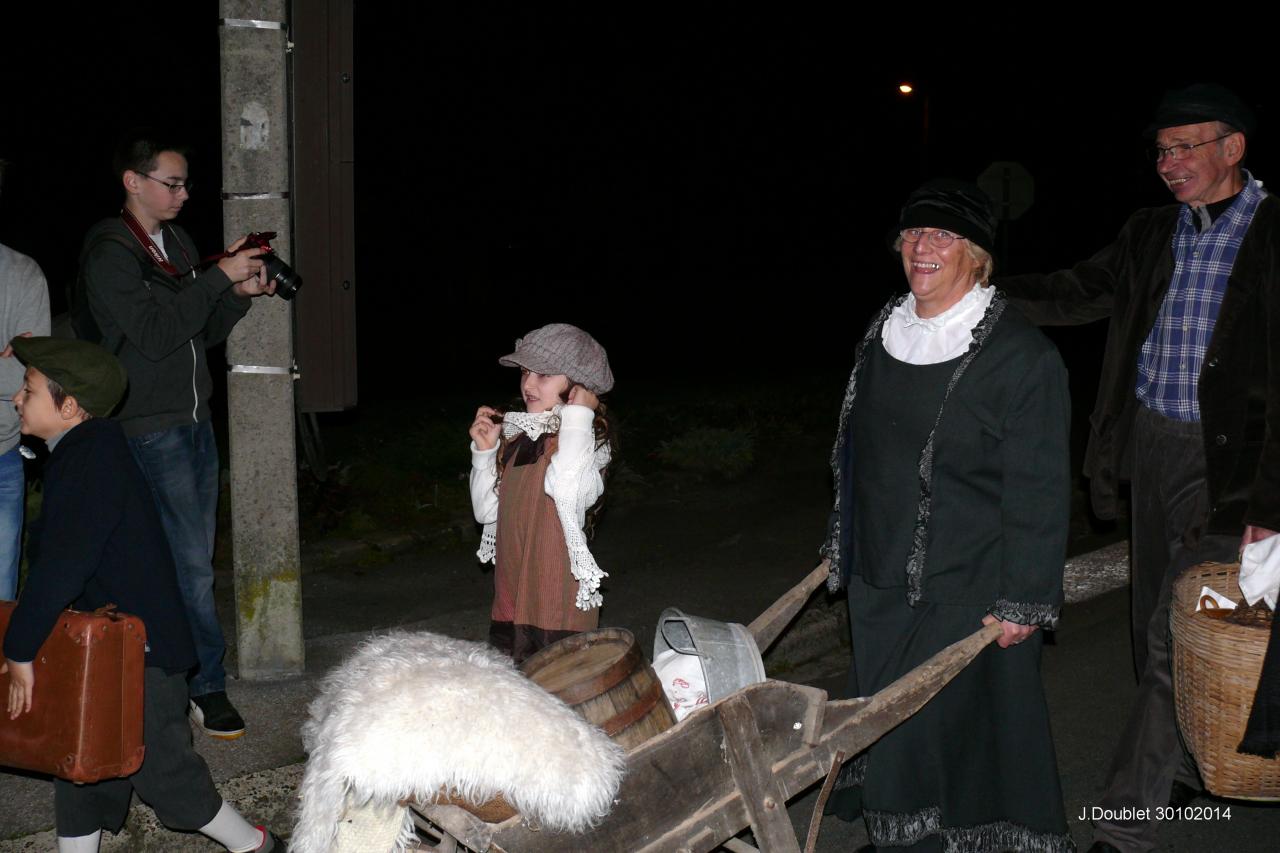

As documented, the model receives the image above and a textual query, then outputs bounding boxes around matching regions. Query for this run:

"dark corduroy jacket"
[999,195,1280,539]
[2,419,196,672]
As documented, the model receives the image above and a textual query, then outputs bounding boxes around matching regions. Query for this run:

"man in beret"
[0,337,285,853]
[1001,83,1280,852]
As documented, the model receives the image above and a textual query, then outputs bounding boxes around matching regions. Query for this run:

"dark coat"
[2,418,196,672]
[822,293,1071,625]
[999,195,1280,538]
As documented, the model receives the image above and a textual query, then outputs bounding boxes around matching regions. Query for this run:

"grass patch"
[657,426,756,480]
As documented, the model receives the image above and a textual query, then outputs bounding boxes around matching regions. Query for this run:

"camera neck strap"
[119,208,196,277]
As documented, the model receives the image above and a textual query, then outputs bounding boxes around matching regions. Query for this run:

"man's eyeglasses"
[1150,133,1233,163]
[140,173,194,194]
[900,228,966,248]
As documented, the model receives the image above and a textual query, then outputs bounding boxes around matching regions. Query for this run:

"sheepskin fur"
[292,631,626,853]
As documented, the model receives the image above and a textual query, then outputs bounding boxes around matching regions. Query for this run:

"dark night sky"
[1,7,1274,399]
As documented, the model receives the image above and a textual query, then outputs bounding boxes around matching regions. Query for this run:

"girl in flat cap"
[467,323,616,663]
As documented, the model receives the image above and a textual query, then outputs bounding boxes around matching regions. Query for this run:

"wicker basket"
[1170,562,1280,800]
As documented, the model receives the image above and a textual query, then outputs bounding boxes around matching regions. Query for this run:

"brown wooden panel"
[291,0,357,412]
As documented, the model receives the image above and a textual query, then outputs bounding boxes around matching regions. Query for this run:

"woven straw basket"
[1170,562,1279,800]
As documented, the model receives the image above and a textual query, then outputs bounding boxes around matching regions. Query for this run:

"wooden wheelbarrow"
[410,562,1002,853]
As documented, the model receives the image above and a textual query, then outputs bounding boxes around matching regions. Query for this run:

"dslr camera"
[242,232,302,300]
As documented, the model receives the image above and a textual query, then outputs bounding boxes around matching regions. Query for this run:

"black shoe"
[1086,842,1122,853]
[189,691,246,739]
[1169,779,1200,807]
[256,827,287,852]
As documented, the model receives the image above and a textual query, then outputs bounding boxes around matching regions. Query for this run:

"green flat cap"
[10,336,127,417]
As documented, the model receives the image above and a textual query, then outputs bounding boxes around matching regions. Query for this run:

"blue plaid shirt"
[1136,171,1267,421]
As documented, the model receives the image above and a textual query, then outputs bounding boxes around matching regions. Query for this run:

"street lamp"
[896,82,929,175]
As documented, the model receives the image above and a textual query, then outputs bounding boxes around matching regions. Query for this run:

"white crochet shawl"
[477,406,610,610]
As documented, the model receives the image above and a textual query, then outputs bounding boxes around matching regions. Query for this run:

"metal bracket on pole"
[220,18,284,29]
[230,364,301,380]
[222,192,291,200]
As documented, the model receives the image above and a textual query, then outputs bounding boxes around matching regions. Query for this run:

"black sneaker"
[189,691,246,739]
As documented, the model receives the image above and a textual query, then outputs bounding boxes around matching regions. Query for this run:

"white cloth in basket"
[1241,535,1280,609]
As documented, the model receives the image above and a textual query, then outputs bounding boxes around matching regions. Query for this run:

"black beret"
[1146,83,1256,138]
[899,179,997,254]
[10,336,127,417]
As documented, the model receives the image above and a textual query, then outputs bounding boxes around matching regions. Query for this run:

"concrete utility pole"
[219,0,304,679]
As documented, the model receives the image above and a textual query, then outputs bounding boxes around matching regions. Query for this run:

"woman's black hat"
[899,179,997,254]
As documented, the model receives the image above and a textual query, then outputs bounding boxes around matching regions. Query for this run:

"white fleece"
[292,631,625,853]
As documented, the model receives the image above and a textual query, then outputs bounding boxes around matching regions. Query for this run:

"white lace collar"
[882,284,994,365]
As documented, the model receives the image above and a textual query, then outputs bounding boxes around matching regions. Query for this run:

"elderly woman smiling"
[821,180,1074,852]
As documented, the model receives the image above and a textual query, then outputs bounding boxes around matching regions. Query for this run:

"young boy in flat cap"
[0,337,285,852]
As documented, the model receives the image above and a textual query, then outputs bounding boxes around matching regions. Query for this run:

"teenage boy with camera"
[78,133,276,738]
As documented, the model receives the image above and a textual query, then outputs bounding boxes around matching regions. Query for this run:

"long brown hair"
[492,383,618,538]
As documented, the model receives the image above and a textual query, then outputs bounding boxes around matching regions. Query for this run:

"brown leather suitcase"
[0,601,146,782]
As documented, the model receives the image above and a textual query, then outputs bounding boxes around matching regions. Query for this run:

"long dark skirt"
[846,575,1074,853]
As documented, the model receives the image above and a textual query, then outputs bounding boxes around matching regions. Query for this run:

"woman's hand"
[3,659,34,719]
[567,385,599,411]
[469,406,501,451]
[982,614,1038,649]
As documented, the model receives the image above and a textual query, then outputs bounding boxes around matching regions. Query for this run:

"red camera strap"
[119,209,197,277]
[120,209,179,276]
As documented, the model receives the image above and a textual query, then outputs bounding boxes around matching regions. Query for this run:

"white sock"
[56,831,101,853]
[199,800,264,852]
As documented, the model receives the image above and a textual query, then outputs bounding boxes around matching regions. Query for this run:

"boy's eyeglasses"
[140,174,194,194]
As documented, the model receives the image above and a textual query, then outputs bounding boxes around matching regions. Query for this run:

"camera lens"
[262,253,302,300]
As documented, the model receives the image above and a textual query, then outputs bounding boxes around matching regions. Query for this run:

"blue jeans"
[128,421,226,697]
[0,445,24,600]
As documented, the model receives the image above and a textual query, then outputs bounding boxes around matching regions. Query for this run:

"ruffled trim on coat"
[989,598,1061,631]
[865,805,1076,853]
[822,299,897,593]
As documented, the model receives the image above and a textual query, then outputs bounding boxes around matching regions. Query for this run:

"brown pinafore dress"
[489,433,598,663]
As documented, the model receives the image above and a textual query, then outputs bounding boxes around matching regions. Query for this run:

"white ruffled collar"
[894,283,991,330]
[882,284,994,365]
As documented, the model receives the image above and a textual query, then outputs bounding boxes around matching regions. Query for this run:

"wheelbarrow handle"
[747,559,832,653]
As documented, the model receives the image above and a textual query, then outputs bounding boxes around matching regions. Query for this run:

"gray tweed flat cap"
[499,323,614,393]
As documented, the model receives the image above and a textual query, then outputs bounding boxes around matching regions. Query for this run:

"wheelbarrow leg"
[409,810,462,852]
[718,695,803,853]
[803,749,845,853]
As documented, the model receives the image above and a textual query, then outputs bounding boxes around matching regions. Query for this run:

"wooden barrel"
[521,628,677,751]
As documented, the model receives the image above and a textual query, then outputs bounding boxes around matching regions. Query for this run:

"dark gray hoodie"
[80,217,250,437]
